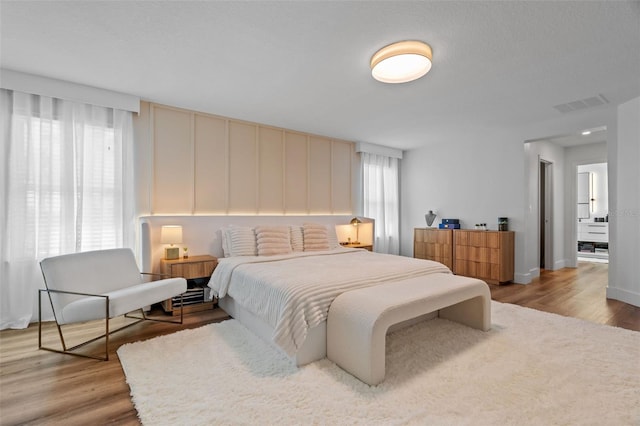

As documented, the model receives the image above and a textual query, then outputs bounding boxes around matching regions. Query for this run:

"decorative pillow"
[290,225,304,252]
[303,223,330,251]
[326,225,340,249]
[255,226,292,256]
[220,226,231,257]
[227,226,257,257]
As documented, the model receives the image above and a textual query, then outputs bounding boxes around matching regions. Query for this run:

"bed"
[138,217,478,366]
[207,224,453,365]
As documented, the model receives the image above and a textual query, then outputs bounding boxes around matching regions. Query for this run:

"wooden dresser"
[413,228,514,284]
[413,228,453,270]
[453,230,514,285]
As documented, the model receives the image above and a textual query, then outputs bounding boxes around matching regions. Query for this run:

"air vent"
[553,94,609,114]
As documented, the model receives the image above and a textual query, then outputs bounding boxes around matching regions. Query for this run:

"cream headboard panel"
[139,215,354,274]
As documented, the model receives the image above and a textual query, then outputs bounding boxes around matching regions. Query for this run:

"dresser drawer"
[578,223,608,242]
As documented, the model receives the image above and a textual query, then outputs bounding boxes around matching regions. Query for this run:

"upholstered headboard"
[138,215,355,274]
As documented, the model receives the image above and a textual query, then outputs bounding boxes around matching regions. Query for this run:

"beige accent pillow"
[255,226,292,256]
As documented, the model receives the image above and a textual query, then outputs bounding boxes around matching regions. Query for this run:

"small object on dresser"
[425,210,437,227]
[439,223,460,229]
[498,217,508,231]
[441,218,459,225]
[183,247,189,259]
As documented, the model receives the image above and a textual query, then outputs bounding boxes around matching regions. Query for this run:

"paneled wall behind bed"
[134,102,358,217]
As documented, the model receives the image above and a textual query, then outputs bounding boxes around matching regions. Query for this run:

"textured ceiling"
[1,1,639,150]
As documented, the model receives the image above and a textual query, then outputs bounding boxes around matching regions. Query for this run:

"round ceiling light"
[370,40,433,84]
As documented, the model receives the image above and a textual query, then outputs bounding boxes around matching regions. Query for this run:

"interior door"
[539,160,553,269]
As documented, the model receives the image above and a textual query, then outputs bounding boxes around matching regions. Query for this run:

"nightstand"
[342,243,373,251]
[160,255,218,315]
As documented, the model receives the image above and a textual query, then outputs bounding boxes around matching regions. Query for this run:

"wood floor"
[1,260,638,425]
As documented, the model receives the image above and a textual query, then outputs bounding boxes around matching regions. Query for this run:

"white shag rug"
[118,301,640,426]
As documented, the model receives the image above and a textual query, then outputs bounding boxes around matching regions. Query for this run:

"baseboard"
[606,286,640,308]
[514,267,538,284]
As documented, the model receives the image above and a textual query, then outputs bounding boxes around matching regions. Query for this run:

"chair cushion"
[60,278,187,324]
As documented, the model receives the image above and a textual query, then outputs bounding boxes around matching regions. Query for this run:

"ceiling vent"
[553,94,609,114]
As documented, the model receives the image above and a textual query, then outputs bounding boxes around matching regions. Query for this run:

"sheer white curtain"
[362,152,399,255]
[0,89,134,329]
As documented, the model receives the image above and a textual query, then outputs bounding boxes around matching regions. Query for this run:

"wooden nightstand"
[342,243,373,251]
[160,255,218,315]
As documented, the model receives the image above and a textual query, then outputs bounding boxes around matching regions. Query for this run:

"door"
[539,159,553,269]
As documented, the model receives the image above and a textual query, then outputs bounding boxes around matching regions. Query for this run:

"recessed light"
[581,131,592,136]
[370,40,432,84]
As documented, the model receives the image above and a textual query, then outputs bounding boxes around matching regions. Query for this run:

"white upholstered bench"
[327,273,491,385]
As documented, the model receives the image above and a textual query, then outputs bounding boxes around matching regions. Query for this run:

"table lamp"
[350,217,362,245]
[161,225,182,260]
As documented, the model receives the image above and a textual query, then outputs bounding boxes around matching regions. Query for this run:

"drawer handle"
[587,232,606,235]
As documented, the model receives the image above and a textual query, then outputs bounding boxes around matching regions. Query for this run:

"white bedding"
[208,249,451,356]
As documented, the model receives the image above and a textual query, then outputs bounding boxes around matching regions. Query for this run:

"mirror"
[577,172,590,219]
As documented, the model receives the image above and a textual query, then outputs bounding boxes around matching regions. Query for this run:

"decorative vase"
[425,210,437,227]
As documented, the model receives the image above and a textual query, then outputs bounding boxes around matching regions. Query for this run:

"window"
[362,152,400,254]
[1,89,134,329]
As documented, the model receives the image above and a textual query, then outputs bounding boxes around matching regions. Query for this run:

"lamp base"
[164,247,180,260]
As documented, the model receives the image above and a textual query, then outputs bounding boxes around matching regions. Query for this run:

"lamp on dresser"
[161,225,183,260]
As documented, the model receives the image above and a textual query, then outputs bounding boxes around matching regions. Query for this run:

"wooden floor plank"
[1,261,638,425]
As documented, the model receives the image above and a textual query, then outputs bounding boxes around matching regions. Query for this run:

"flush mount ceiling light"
[370,40,433,83]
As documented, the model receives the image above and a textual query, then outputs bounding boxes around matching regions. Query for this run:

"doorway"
[576,162,609,264]
[539,159,553,269]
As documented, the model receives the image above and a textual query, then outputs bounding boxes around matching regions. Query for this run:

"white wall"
[401,106,616,285]
[607,96,640,307]
[400,127,526,277]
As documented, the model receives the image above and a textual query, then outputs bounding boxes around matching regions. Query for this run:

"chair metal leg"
[39,290,184,361]
[124,294,184,325]
[38,289,112,361]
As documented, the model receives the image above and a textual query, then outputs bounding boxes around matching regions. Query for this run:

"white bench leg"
[439,295,491,331]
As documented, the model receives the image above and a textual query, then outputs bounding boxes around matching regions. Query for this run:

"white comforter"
[208,249,451,356]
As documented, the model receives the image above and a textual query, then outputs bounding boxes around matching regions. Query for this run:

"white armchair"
[39,248,187,360]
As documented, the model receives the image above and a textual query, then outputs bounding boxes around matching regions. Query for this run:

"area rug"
[118,301,640,425]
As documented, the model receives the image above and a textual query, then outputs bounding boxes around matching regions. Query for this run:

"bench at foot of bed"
[326,273,491,386]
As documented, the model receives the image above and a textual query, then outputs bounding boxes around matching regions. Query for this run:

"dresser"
[453,230,514,285]
[577,222,608,258]
[413,228,453,270]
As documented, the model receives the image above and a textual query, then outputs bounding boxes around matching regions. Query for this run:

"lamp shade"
[370,40,432,84]
[161,225,183,245]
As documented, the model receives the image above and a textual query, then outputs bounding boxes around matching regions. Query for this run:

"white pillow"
[255,226,292,256]
[326,224,340,249]
[290,225,304,252]
[303,223,330,251]
[220,226,231,257]
[227,226,257,257]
